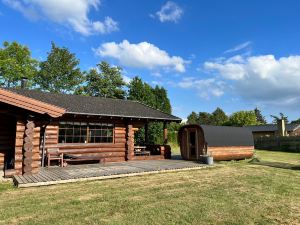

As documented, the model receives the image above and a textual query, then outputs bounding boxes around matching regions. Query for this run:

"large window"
[58,122,114,143]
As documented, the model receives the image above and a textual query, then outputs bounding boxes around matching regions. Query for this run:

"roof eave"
[65,111,182,122]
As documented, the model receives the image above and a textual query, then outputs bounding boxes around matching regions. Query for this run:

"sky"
[1,0,300,122]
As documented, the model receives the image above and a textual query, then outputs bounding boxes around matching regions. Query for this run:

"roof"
[3,88,181,122]
[201,125,254,147]
[179,124,254,147]
[245,124,300,132]
[0,88,65,118]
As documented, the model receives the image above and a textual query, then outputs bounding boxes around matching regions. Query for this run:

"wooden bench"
[63,154,106,166]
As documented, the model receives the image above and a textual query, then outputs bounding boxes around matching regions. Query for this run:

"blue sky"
[1,0,300,122]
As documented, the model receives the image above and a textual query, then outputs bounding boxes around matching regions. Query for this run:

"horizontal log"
[31,161,41,168]
[46,143,125,149]
[46,134,58,139]
[208,146,254,150]
[31,168,40,174]
[46,130,59,135]
[114,135,125,139]
[14,163,23,170]
[4,169,17,178]
[65,152,125,158]
[114,140,126,144]
[23,166,33,173]
[59,148,125,154]
[114,130,126,134]
[45,140,58,145]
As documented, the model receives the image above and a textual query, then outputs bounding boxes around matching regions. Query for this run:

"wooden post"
[163,122,168,145]
[126,123,134,160]
[144,122,149,145]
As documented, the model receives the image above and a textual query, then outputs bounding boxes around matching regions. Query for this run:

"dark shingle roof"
[179,124,254,147]
[245,124,300,132]
[6,89,181,122]
[201,125,254,147]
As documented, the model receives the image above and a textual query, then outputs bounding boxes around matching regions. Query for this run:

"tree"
[254,107,267,124]
[228,110,258,126]
[80,61,126,98]
[153,85,171,114]
[271,113,289,124]
[211,107,228,125]
[127,77,155,106]
[0,41,38,88]
[35,42,83,93]
[187,112,199,124]
[198,112,213,125]
[291,118,300,124]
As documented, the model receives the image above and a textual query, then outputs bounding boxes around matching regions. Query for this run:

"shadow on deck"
[13,159,208,188]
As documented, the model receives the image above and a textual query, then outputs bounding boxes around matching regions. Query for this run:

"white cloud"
[154,1,183,23]
[122,75,131,84]
[2,0,118,35]
[224,41,252,54]
[94,40,187,72]
[177,77,225,99]
[203,54,300,107]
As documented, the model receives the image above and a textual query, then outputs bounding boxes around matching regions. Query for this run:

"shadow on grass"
[249,158,300,170]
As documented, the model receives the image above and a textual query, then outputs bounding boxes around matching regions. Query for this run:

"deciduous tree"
[228,110,258,126]
[0,41,38,88]
[35,42,83,93]
[80,61,126,98]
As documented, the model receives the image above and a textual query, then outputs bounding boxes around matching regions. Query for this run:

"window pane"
[66,136,73,143]
[66,128,73,135]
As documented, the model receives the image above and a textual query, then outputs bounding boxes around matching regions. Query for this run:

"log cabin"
[0,88,181,177]
[178,124,254,161]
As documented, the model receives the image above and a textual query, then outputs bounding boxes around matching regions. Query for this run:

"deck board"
[13,159,210,188]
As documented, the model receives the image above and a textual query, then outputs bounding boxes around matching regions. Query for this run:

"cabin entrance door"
[0,114,16,173]
[188,129,198,160]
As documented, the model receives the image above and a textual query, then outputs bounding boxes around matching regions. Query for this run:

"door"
[188,129,197,160]
[0,114,16,172]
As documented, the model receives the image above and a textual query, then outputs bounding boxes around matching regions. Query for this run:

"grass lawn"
[0,150,299,225]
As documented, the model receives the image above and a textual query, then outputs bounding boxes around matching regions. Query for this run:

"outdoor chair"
[47,148,64,167]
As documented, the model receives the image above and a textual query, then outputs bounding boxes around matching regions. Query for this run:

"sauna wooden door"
[187,128,198,160]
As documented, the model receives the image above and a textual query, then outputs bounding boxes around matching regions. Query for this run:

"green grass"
[0,150,299,225]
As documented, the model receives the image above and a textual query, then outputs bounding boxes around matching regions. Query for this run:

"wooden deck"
[13,159,209,188]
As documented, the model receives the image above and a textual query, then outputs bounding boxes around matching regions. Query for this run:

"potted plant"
[200,143,214,165]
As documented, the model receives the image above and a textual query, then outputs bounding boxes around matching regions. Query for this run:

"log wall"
[44,122,128,163]
[208,146,254,161]
[14,121,25,175]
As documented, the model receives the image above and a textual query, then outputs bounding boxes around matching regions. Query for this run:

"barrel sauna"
[178,125,254,161]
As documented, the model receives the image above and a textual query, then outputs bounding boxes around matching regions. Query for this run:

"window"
[58,122,114,143]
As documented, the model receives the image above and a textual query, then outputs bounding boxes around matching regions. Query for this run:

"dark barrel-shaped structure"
[178,125,254,161]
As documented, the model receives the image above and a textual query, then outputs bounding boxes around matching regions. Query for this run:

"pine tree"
[254,107,267,124]
[211,107,228,125]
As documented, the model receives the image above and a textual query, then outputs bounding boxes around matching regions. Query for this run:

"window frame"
[58,121,114,144]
